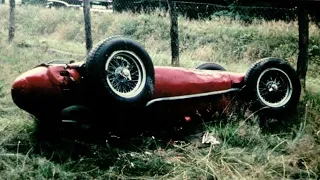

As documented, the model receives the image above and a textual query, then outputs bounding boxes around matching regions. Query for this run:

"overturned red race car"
[11,36,301,137]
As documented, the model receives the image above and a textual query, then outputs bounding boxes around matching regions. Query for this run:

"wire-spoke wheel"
[85,36,155,108]
[245,57,301,115]
[105,50,146,99]
[256,68,293,108]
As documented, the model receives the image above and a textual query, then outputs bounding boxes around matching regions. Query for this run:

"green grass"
[0,5,320,179]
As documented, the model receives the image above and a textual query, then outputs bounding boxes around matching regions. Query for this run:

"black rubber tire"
[85,36,155,108]
[196,62,226,71]
[244,57,301,115]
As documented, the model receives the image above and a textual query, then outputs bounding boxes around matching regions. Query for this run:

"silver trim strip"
[146,88,240,107]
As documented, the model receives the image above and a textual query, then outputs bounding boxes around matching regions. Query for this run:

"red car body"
[11,36,302,139]
[11,61,244,121]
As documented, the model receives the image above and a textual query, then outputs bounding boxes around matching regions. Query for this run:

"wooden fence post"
[8,0,15,43]
[296,4,309,91]
[167,0,179,67]
[83,0,93,54]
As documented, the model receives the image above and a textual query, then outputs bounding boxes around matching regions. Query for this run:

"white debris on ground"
[201,132,220,146]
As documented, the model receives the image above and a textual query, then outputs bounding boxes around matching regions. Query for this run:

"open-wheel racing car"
[11,36,302,138]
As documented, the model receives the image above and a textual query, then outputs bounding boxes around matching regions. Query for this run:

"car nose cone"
[11,66,61,114]
[11,75,31,109]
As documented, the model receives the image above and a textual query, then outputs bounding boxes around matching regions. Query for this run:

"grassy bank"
[1,5,320,73]
[0,5,320,179]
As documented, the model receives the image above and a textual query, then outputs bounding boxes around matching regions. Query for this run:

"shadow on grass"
[2,93,308,176]
[1,118,177,176]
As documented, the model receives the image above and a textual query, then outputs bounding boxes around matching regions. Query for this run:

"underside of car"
[11,35,302,140]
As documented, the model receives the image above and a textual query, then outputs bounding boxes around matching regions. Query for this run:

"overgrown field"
[0,5,320,179]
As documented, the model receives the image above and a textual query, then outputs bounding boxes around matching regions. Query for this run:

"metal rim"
[256,67,293,108]
[105,50,146,99]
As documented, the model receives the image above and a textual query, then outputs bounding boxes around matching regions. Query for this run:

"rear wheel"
[244,57,301,115]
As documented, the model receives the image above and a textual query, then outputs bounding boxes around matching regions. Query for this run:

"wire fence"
[109,0,303,66]
[2,0,302,20]
[114,0,298,22]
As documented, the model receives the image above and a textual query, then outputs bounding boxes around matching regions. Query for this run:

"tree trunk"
[167,0,179,67]
[296,4,309,91]
[83,0,93,54]
[8,0,15,43]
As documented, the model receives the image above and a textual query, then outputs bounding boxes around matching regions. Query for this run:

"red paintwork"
[47,65,81,86]
[11,61,245,117]
[12,66,61,96]
[152,66,244,98]
[11,64,81,115]
[12,65,80,97]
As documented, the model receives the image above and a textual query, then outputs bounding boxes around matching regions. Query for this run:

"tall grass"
[1,5,319,72]
[0,5,319,179]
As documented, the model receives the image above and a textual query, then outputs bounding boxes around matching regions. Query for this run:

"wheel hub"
[105,50,147,99]
[115,67,122,76]
[268,83,279,92]
[114,67,132,81]
[122,68,132,80]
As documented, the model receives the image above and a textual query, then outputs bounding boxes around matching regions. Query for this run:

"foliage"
[0,5,319,179]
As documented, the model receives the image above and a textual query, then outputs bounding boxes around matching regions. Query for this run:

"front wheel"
[85,36,155,108]
[244,57,301,115]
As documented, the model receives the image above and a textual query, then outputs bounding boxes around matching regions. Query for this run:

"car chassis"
[11,36,302,137]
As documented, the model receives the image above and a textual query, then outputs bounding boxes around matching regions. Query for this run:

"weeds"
[0,5,319,179]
